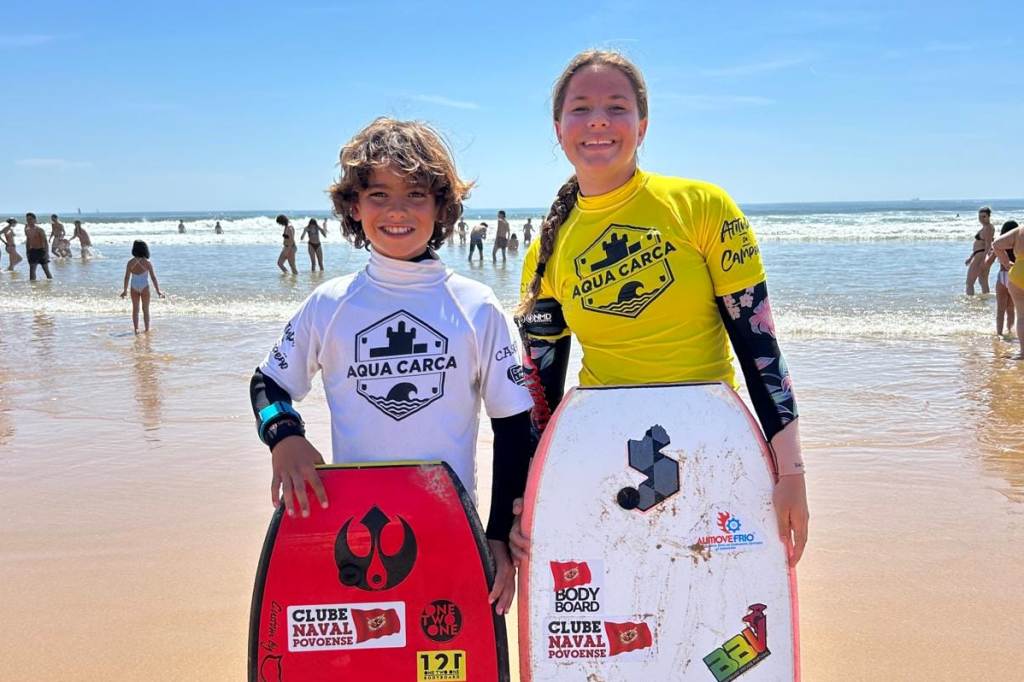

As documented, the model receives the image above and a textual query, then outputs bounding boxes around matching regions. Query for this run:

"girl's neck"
[576,161,639,197]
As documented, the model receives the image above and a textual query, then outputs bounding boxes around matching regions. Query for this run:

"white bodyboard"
[519,383,799,682]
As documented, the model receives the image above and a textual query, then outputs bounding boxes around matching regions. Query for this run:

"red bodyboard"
[249,462,509,681]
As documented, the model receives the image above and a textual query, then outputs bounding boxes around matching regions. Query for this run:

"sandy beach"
[1,299,1022,679]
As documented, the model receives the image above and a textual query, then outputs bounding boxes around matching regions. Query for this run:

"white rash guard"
[258,250,533,498]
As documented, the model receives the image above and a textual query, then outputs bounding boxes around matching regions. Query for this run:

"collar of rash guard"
[576,169,647,213]
[365,247,448,287]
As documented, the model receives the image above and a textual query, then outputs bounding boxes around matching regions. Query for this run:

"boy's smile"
[352,166,439,260]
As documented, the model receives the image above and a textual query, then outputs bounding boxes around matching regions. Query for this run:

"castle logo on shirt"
[349,311,456,421]
[572,224,676,318]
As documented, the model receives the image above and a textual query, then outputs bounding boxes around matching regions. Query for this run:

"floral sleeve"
[717,281,801,467]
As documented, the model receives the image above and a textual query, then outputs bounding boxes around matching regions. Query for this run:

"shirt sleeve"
[476,299,536,419]
[696,184,767,296]
[519,238,570,340]
[257,291,322,402]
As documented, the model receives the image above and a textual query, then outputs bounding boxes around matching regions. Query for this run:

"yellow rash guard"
[521,170,766,389]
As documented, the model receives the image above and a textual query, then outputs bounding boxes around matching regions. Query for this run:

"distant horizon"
[6,196,1024,218]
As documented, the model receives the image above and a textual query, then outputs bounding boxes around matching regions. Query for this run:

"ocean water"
[2,200,1023,338]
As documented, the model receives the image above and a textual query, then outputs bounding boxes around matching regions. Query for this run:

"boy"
[249,118,533,614]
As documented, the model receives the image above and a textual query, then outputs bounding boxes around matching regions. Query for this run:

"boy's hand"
[487,539,516,616]
[509,497,531,564]
[271,436,328,518]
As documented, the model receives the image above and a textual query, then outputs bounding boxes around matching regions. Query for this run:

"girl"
[249,118,534,614]
[993,223,1024,357]
[512,50,809,565]
[299,218,327,272]
[275,214,298,274]
[2,217,22,270]
[965,206,995,295]
[986,220,1017,337]
[120,240,165,334]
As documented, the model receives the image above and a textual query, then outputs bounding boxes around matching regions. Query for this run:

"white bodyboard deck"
[519,383,799,682]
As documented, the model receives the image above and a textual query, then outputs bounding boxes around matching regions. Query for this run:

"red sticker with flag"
[604,620,653,656]
[549,561,592,591]
[352,607,402,643]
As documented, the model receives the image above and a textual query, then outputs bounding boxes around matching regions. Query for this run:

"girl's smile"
[556,65,647,196]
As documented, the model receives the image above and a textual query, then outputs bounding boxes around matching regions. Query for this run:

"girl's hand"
[773,474,809,566]
[509,497,531,564]
[119,290,127,298]
[157,291,166,299]
[271,436,329,518]
[487,539,516,615]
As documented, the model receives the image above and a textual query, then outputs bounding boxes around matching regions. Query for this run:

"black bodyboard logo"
[334,506,418,590]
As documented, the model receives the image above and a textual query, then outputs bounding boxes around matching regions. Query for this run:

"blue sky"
[2,0,1021,211]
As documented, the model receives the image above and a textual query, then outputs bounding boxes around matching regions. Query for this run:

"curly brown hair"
[328,117,473,251]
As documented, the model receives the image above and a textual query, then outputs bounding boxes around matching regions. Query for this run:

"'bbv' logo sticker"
[703,603,770,681]
[549,560,604,613]
[350,310,455,420]
[572,224,677,318]
[287,601,406,652]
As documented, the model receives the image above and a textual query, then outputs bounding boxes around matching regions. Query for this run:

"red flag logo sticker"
[549,560,592,591]
[352,607,401,643]
[604,620,653,656]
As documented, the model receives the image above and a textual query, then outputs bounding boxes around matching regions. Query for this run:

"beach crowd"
[3,205,1019,352]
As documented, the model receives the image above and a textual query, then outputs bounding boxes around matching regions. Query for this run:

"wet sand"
[1,313,1023,680]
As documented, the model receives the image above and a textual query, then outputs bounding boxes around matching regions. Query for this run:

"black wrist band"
[266,419,306,451]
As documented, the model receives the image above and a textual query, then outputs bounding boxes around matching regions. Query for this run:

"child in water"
[248,118,533,614]
[120,240,165,334]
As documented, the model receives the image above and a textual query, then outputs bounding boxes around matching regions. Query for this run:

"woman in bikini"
[965,206,995,295]
[986,220,1017,337]
[120,240,165,334]
[994,224,1024,357]
[2,218,22,270]
[300,218,327,272]
[276,214,298,274]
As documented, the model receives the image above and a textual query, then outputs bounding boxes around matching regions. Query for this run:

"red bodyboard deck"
[249,462,509,681]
